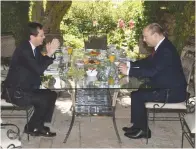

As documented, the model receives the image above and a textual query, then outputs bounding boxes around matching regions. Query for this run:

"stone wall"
[1,35,16,57]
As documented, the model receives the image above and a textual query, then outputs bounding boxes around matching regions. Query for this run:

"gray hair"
[146,23,168,37]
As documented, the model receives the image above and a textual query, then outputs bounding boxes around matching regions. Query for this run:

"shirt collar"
[29,41,36,50]
[154,37,165,51]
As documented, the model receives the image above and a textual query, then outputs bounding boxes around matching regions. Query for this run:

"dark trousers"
[130,87,186,131]
[12,89,57,130]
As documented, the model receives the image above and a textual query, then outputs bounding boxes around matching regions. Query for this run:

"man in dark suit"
[2,22,60,137]
[119,23,187,139]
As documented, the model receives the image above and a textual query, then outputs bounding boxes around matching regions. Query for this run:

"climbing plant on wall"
[1,1,30,46]
[142,1,195,53]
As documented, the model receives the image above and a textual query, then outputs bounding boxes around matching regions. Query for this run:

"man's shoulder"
[160,38,177,51]
[17,40,30,48]
[15,40,31,51]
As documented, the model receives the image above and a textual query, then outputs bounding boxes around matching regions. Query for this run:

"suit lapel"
[153,38,167,57]
[26,41,36,59]
[27,41,41,61]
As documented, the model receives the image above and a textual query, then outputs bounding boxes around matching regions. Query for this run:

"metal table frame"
[63,87,121,144]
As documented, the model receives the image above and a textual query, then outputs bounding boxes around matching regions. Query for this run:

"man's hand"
[119,76,129,85]
[118,63,128,75]
[46,39,60,57]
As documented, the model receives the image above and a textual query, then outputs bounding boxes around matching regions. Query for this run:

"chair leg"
[181,115,185,148]
[26,110,30,141]
[146,109,149,144]
[178,113,184,129]
[153,108,155,122]
[181,132,185,148]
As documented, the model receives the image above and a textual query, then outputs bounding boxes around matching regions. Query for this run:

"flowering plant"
[108,18,137,50]
[108,18,147,60]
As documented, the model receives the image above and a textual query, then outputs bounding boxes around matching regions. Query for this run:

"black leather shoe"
[124,129,151,139]
[30,128,56,137]
[122,126,139,133]
[24,125,33,134]
[43,126,50,132]
[24,125,50,132]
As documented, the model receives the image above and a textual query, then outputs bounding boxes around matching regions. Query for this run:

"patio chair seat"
[145,101,186,109]
[1,99,14,107]
[1,90,34,141]
[184,113,195,133]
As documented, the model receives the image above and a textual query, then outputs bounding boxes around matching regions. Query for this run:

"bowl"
[86,70,98,76]
[86,76,97,82]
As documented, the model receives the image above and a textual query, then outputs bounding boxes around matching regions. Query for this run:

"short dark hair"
[27,22,43,37]
[146,23,168,37]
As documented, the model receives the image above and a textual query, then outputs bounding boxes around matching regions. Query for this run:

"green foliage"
[63,34,84,49]
[62,1,116,34]
[143,1,195,53]
[1,1,30,46]
[60,0,144,51]
[172,1,195,51]
[108,1,144,50]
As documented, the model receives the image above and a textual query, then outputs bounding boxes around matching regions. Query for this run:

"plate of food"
[84,59,100,65]
[88,50,100,57]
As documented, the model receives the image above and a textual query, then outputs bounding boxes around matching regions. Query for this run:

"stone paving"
[1,99,193,148]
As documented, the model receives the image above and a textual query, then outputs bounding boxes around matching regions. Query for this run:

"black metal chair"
[181,103,195,148]
[144,50,195,144]
[83,33,107,50]
[1,87,34,141]
[0,123,22,148]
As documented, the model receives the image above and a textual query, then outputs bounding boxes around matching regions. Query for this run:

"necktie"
[152,48,155,57]
[34,48,39,60]
[34,48,37,57]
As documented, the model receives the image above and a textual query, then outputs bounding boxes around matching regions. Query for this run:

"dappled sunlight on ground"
[55,98,72,115]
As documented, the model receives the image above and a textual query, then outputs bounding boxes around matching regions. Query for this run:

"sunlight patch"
[55,98,72,115]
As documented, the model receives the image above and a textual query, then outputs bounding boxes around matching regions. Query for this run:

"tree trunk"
[31,1,72,44]
[31,1,44,23]
[43,1,72,33]
[31,1,72,33]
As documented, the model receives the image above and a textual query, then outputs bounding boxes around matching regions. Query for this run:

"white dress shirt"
[154,37,165,51]
[29,41,36,57]
[126,37,165,75]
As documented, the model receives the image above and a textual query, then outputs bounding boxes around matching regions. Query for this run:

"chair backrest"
[84,34,107,50]
[180,50,195,85]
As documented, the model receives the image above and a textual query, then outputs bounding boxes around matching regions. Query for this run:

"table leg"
[109,90,122,144]
[63,107,76,143]
[112,106,122,144]
[63,89,76,143]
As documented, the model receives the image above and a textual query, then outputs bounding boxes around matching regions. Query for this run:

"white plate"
[86,70,98,76]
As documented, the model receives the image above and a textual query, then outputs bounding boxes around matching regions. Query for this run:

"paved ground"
[1,99,192,148]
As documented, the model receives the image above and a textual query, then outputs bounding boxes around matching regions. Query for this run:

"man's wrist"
[47,53,53,57]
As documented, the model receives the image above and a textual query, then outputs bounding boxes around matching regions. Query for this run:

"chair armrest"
[152,89,170,109]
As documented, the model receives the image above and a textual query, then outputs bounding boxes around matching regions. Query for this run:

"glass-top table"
[42,49,149,144]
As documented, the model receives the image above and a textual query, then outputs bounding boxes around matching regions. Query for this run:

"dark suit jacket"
[4,40,54,91]
[129,38,187,100]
